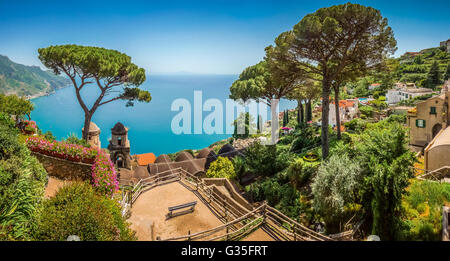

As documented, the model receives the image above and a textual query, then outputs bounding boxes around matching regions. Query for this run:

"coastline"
[26,84,70,100]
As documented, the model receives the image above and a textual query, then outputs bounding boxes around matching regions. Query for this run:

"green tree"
[286,79,320,125]
[332,65,362,139]
[0,94,34,124]
[38,45,151,141]
[311,153,362,232]
[290,3,396,158]
[232,112,255,139]
[206,157,236,179]
[355,123,415,240]
[425,61,442,89]
[229,62,266,103]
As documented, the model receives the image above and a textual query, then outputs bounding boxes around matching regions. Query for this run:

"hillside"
[395,46,449,86]
[0,55,70,98]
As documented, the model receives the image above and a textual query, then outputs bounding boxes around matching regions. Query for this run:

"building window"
[416,119,426,128]
[430,106,437,115]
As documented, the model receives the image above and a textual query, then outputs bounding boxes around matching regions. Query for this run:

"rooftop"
[331,100,356,108]
[402,88,433,93]
[111,122,127,135]
[135,153,156,166]
[82,122,100,133]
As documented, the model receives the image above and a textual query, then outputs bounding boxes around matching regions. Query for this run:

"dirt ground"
[128,182,225,241]
[242,228,276,241]
[44,177,71,198]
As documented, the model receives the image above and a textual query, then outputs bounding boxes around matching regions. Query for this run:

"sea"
[31,74,296,155]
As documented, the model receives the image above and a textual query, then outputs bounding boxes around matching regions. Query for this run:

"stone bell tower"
[108,122,131,169]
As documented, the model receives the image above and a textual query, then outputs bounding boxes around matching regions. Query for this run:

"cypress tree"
[257,114,261,134]
[426,61,442,89]
[285,110,289,126]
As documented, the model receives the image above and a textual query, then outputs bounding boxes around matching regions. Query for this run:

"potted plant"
[303,152,319,162]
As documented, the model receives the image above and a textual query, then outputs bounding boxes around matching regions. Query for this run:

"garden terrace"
[122,168,333,241]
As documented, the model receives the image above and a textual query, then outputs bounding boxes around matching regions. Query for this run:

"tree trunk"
[306,99,312,122]
[321,80,331,159]
[82,113,93,141]
[297,100,304,125]
[334,88,342,140]
[270,99,279,145]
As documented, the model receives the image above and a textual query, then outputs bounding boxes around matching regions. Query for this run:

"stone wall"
[32,152,92,180]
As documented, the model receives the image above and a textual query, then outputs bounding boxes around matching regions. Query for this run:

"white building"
[329,99,359,127]
[386,85,433,105]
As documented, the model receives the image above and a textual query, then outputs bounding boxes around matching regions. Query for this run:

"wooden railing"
[416,166,450,182]
[122,167,333,241]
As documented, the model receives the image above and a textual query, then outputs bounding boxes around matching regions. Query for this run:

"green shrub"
[287,158,318,189]
[206,156,236,179]
[359,105,374,118]
[43,131,56,141]
[232,156,249,179]
[386,114,407,124]
[311,153,362,233]
[63,133,91,148]
[35,181,136,241]
[399,180,450,241]
[243,142,278,176]
[290,125,320,153]
[0,113,47,240]
[245,174,314,223]
[344,118,368,133]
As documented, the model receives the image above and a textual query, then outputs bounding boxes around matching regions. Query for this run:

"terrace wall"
[203,178,253,211]
[32,152,92,180]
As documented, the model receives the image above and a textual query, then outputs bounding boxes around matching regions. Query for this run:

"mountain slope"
[0,55,70,97]
[395,46,449,86]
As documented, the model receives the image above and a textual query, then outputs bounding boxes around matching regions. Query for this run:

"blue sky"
[0,0,449,74]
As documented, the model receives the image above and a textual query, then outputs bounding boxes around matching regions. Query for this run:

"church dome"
[111,122,127,135]
[82,122,100,134]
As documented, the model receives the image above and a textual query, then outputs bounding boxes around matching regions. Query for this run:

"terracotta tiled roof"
[136,153,156,166]
[331,100,356,108]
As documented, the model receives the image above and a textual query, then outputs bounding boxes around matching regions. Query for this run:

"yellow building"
[408,91,450,171]
[407,92,449,148]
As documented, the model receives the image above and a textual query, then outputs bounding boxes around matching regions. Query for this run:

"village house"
[328,99,359,127]
[408,92,448,148]
[407,87,450,172]
[386,83,433,105]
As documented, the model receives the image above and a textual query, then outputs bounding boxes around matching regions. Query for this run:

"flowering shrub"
[26,136,98,163]
[23,120,37,134]
[91,151,119,196]
[26,136,119,196]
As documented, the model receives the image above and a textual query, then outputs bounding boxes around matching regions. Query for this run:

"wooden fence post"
[226,225,229,241]
[223,197,228,220]
[262,203,267,224]
[294,224,297,241]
